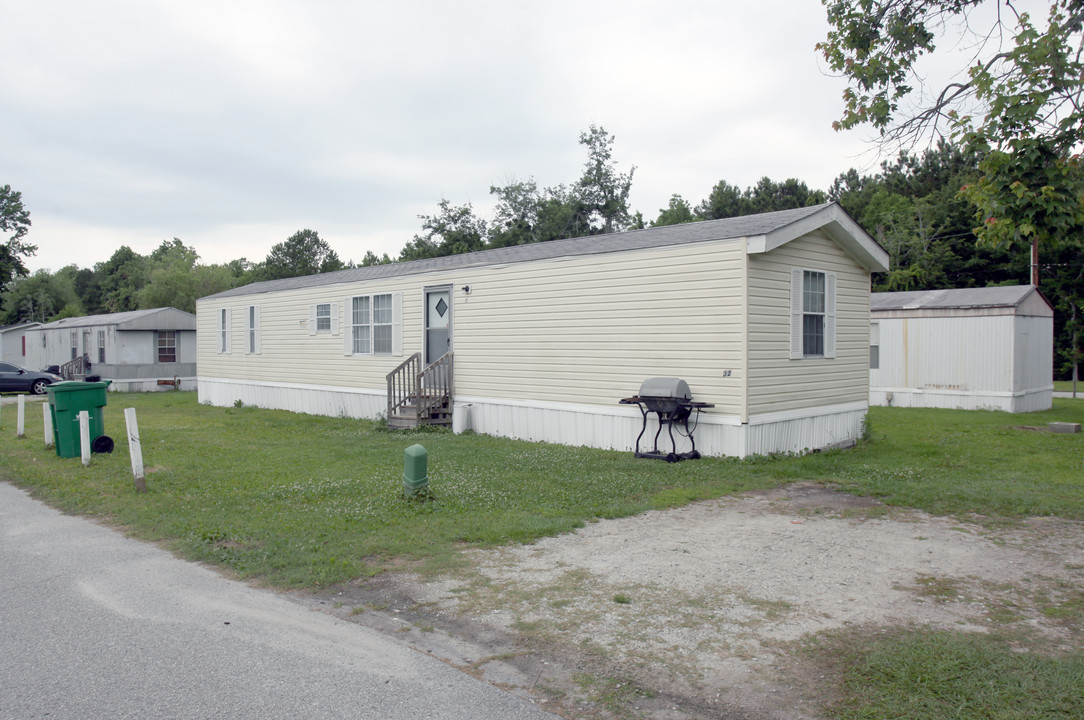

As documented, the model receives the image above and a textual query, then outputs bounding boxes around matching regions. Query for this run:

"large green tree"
[820,0,1084,380]
[399,200,487,262]
[651,195,697,227]
[93,246,149,313]
[1,268,81,324]
[694,177,827,221]
[575,125,636,234]
[137,239,239,313]
[256,229,345,281]
[0,184,35,295]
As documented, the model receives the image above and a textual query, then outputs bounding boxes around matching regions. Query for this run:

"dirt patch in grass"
[304,482,1084,719]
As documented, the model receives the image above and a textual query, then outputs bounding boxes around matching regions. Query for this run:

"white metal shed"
[870,285,1053,412]
[0,322,41,364]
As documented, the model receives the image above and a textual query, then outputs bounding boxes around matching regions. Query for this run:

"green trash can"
[46,380,113,458]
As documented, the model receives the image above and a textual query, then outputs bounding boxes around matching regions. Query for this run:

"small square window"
[316,303,332,332]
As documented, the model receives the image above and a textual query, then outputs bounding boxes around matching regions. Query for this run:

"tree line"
[1,127,1080,379]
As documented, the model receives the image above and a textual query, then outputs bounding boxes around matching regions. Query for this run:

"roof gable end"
[745,204,889,272]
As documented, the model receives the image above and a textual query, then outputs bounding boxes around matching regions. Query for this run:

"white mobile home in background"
[870,285,1053,412]
[24,308,197,391]
[197,203,889,457]
[0,322,41,364]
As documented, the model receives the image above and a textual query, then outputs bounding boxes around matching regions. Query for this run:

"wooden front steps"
[387,396,453,429]
[386,352,454,430]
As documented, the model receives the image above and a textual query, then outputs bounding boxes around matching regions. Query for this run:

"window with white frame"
[869,322,880,369]
[98,330,105,364]
[351,296,371,354]
[315,303,332,332]
[246,305,260,354]
[219,308,231,354]
[373,294,393,354]
[70,331,78,360]
[345,292,398,356]
[158,331,177,363]
[803,270,826,356]
[790,268,836,359]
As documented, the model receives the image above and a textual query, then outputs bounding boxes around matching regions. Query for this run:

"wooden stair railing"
[385,352,454,428]
[387,352,422,421]
[58,355,89,381]
[417,352,453,426]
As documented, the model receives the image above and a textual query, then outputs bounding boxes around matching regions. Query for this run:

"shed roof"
[33,307,196,331]
[0,322,41,333]
[204,203,888,301]
[871,285,1053,317]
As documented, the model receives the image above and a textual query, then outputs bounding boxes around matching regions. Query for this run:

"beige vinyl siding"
[746,230,870,415]
[196,238,747,414]
[454,240,745,413]
[198,276,425,390]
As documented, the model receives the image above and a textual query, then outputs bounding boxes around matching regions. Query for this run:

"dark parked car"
[0,362,64,395]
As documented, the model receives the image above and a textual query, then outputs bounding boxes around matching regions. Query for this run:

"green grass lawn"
[2,392,1082,585]
[2,391,1082,719]
[1055,379,1083,394]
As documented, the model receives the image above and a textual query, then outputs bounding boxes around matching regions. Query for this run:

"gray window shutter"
[309,305,317,336]
[825,272,837,359]
[253,306,261,355]
[331,302,340,336]
[343,297,354,355]
[224,308,232,354]
[790,268,803,360]
[392,292,403,356]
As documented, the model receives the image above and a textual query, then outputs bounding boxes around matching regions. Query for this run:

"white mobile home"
[24,308,197,391]
[0,322,41,364]
[870,285,1053,412]
[197,203,889,457]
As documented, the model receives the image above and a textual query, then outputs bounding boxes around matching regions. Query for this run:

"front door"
[424,287,452,365]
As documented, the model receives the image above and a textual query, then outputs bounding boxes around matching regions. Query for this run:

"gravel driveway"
[313,482,1083,719]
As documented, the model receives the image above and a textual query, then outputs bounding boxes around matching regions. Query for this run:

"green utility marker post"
[402,444,429,497]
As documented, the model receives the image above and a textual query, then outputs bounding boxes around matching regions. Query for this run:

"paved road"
[0,482,559,720]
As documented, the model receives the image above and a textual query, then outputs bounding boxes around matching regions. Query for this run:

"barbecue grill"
[619,378,714,462]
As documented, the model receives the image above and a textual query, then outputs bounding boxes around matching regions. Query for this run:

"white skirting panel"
[743,404,867,456]
[108,378,198,393]
[197,378,867,457]
[198,377,386,418]
[457,395,867,458]
[871,387,1052,413]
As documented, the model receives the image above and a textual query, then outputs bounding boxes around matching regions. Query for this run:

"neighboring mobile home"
[197,203,889,457]
[0,322,41,364]
[24,308,197,391]
[870,285,1053,412]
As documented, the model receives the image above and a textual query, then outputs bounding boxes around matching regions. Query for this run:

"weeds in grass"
[572,673,657,718]
[805,628,1084,720]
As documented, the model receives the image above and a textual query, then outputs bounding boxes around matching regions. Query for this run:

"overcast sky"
[3,0,888,273]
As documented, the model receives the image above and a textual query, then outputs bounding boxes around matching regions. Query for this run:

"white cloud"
[3,0,895,274]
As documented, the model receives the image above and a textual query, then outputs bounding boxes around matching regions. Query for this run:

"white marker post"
[79,410,91,466]
[43,403,54,446]
[124,407,147,493]
[16,395,25,438]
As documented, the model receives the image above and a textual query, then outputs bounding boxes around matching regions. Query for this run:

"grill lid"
[639,377,691,400]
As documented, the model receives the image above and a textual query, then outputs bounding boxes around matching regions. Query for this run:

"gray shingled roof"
[36,307,196,331]
[871,285,1038,311]
[205,203,835,300]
